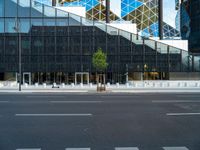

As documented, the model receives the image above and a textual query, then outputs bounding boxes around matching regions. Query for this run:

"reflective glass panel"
[20,19,30,33]
[44,5,55,17]
[0,19,4,33]
[44,19,55,26]
[56,9,68,17]
[0,0,4,17]
[5,0,17,17]
[31,0,43,17]
[18,0,30,17]
[5,19,15,33]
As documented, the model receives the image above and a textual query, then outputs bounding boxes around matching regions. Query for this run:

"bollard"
[89,83,93,88]
[71,83,74,87]
[43,83,46,88]
[107,82,110,87]
[62,83,65,88]
[35,83,38,87]
[25,83,28,88]
[178,82,181,87]
[184,82,187,87]
[167,82,170,87]
[160,82,163,88]
[153,82,156,88]
[116,83,119,88]
[126,82,129,88]
[80,83,83,88]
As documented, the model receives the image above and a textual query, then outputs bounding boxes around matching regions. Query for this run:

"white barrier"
[128,80,200,88]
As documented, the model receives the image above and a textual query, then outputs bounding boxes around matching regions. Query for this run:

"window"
[5,0,17,17]
[18,0,30,17]
[20,19,30,33]
[0,19,4,33]
[5,19,15,33]
[0,0,4,17]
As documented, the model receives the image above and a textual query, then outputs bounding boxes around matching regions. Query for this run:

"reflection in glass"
[0,0,4,17]
[20,19,30,33]
[0,19,4,33]
[5,19,15,33]
[18,0,30,17]
[5,0,17,17]
[31,0,43,17]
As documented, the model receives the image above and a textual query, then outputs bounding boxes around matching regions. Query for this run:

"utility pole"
[13,18,22,91]
[158,0,163,39]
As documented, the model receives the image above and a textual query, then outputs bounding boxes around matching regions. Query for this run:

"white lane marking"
[15,114,93,117]
[163,146,189,150]
[16,149,41,150]
[50,101,102,103]
[152,100,200,103]
[167,113,200,116]
[176,95,200,98]
[26,96,65,98]
[115,147,139,150]
[66,148,90,150]
[0,101,9,103]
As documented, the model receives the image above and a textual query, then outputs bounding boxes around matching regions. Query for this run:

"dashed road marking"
[65,148,91,150]
[16,148,41,150]
[167,113,200,116]
[0,101,9,103]
[152,100,200,103]
[50,101,102,103]
[115,147,139,150]
[163,146,189,150]
[15,114,93,117]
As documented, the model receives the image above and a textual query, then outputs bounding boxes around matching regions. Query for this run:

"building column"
[106,0,110,23]
[158,0,163,39]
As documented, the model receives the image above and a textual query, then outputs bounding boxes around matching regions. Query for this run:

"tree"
[92,48,108,91]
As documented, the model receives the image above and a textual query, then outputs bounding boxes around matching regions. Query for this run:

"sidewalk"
[0,84,200,93]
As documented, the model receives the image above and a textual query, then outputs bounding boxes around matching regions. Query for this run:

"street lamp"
[144,64,148,80]
[13,18,22,91]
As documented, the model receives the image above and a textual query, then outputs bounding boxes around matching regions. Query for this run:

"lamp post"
[125,64,128,83]
[144,64,148,80]
[13,18,22,91]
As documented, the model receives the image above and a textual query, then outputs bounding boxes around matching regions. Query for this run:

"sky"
[110,0,177,28]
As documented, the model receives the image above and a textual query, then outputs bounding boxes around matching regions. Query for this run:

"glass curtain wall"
[0,0,199,84]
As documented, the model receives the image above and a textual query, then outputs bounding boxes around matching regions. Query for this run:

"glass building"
[0,0,200,85]
[59,0,180,39]
[177,0,200,53]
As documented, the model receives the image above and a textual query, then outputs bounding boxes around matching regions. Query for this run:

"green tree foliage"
[92,48,108,72]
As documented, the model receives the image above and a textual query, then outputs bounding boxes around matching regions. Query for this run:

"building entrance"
[23,73,31,85]
[75,72,89,85]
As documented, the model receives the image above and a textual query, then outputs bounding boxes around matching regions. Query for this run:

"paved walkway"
[0,85,200,93]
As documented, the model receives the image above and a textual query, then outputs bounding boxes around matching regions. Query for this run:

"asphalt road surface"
[0,93,200,150]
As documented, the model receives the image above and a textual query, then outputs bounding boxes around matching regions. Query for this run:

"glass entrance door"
[75,72,89,85]
[23,73,31,85]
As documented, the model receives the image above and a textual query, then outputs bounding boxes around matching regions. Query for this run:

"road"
[0,93,200,150]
